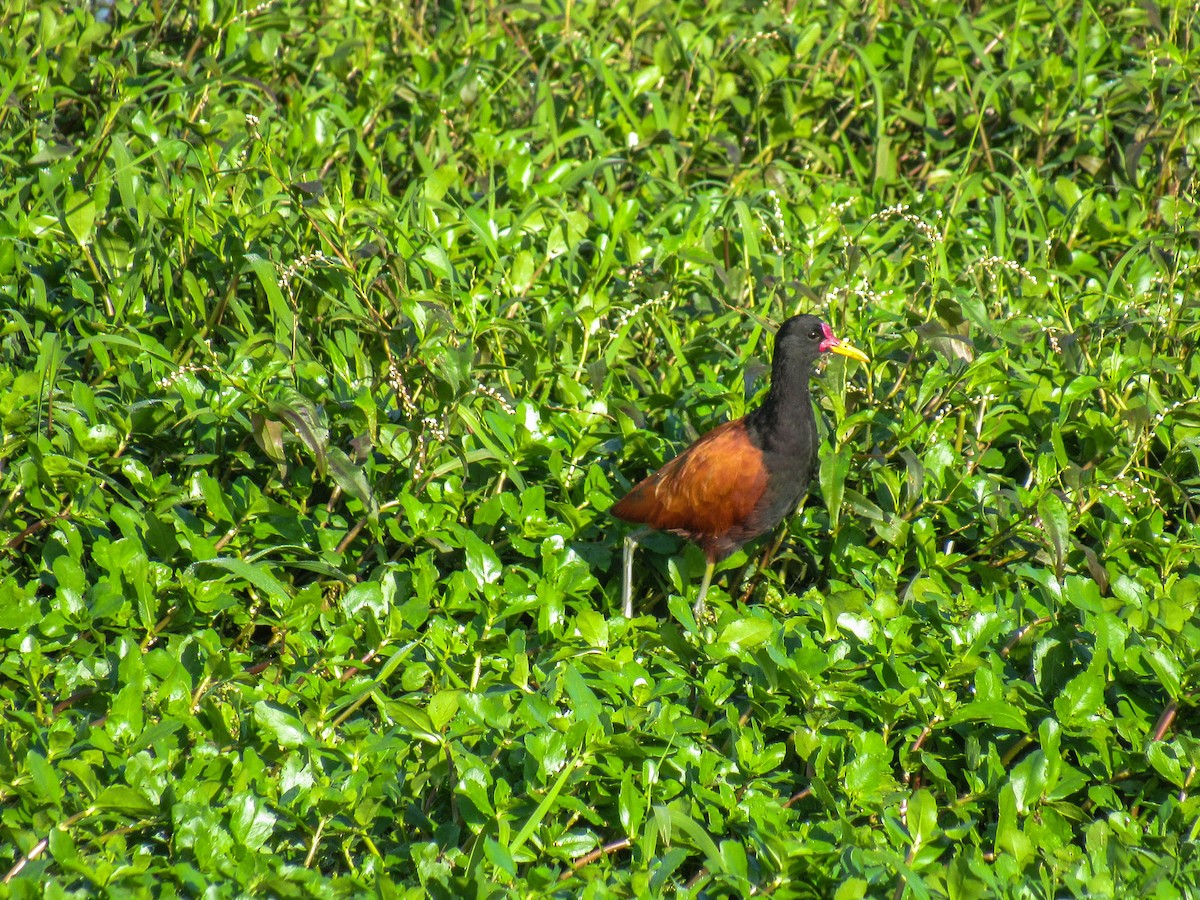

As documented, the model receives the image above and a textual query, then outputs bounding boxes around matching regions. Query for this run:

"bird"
[611,314,868,619]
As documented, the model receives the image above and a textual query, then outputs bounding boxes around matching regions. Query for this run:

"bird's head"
[776,314,869,365]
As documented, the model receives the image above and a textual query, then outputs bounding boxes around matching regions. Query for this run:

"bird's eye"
[809,328,821,340]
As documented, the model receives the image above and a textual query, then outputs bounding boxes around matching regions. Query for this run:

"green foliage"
[2,0,1200,895]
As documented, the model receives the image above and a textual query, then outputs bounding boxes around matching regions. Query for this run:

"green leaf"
[460,529,502,587]
[386,700,440,743]
[192,557,292,607]
[1009,751,1048,812]
[229,791,277,851]
[266,387,328,469]
[820,443,853,531]
[64,190,96,244]
[508,751,580,858]
[106,679,146,745]
[715,616,773,654]
[251,414,286,468]
[427,691,460,732]
[619,771,643,837]
[563,665,602,724]
[1053,668,1104,726]
[718,838,748,881]
[908,788,937,846]
[424,164,459,202]
[326,445,376,514]
[93,785,158,816]
[573,609,609,647]
[949,701,1029,733]
[244,253,293,334]
[1037,490,1070,579]
[844,732,896,806]
[484,837,516,878]
[26,750,63,807]
[660,804,722,865]
[421,243,454,281]
[835,879,869,900]
[1144,646,1182,698]
[253,701,314,749]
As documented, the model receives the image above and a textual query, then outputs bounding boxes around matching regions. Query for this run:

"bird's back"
[611,419,774,560]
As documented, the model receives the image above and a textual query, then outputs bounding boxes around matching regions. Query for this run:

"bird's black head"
[774,314,869,366]
[775,314,831,361]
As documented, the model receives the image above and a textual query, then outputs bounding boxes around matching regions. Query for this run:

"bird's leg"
[740,497,808,605]
[693,559,716,621]
[621,530,648,618]
[738,526,789,606]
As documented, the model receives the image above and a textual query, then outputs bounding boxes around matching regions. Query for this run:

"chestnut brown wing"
[611,420,768,555]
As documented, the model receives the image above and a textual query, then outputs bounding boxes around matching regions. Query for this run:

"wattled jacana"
[612,314,868,618]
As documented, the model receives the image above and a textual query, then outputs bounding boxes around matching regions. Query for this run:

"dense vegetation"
[3,0,1200,895]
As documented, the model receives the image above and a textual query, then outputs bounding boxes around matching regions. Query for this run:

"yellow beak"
[829,341,869,365]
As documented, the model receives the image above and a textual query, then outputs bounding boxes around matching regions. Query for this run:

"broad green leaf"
[717,616,773,652]
[949,701,1029,733]
[573,608,609,647]
[1009,750,1048,812]
[106,679,146,745]
[193,557,292,607]
[428,691,460,732]
[93,785,158,816]
[1053,668,1104,726]
[1147,742,1185,788]
[563,665,601,724]
[459,528,502,587]
[845,732,897,805]
[995,783,1034,864]
[26,750,63,807]
[229,792,276,851]
[64,190,95,244]
[820,443,853,531]
[484,837,516,878]
[908,788,937,846]
[1144,646,1182,698]
[253,701,314,749]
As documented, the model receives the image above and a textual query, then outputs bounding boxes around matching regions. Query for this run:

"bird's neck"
[752,359,816,451]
